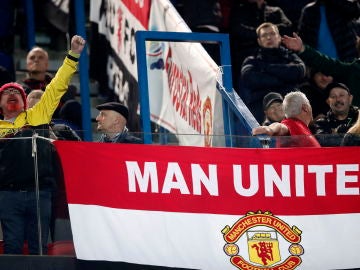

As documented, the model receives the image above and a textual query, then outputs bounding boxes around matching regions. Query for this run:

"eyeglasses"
[2,88,21,95]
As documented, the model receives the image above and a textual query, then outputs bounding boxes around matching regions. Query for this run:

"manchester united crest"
[222,211,304,269]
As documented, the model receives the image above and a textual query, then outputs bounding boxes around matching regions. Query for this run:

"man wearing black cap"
[310,82,359,146]
[262,92,285,126]
[96,102,142,143]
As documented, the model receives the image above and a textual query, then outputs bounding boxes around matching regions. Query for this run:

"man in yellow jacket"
[0,35,86,137]
[0,35,85,255]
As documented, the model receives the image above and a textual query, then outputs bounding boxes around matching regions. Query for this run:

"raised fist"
[70,35,86,54]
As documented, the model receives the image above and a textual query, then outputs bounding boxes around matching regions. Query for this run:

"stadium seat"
[47,240,76,256]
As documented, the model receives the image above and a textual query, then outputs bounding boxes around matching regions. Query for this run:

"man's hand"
[252,126,273,136]
[253,122,289,136]
[282,32,305,53]
[70,35,86,54]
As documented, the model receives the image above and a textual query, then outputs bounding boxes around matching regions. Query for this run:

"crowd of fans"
[1,0,359,147]
[175,0,360,146]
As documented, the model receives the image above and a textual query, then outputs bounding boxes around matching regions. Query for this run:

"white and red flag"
[54,141,360,269]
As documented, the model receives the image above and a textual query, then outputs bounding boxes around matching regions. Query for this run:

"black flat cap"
[323,82,351,97]
[263,92,283,110]
[96,102,129,121]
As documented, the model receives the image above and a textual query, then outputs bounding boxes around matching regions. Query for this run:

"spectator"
[298,0,360,62]
[26,89,44,109]
[282,33,360,106]
[262,92,285,126]
[0,65,13,120]
[341,111,360,146]
[52,99,83,139]
[310,82,359,146]
[0,35,85,254]
[19,45,80,120]
[26,89,81,141]
[26,88,79,242]
[228,0,293,93]
[241,22,306,122]
[26,89,77,242]
[20,47,51,94]
[252,91,320,147]
[96,102,142,143]
[298,69,332,119]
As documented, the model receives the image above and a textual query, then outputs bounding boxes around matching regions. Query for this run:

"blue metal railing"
[73,0,92,141]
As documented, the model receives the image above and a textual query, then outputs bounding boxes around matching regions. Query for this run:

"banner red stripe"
[121,0,151,29]
[54,141,360,216]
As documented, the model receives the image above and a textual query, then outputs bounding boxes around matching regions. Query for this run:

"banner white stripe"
[69,204,360,269]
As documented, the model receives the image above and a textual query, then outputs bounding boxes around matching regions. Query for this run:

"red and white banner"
[54,141,360,269]
[90,0,151,79]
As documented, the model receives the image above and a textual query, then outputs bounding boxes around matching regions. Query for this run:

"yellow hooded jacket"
[0,54,79,138]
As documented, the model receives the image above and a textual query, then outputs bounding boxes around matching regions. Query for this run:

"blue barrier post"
[135,31,234,145]
[24,0,35,50]
[73,0,92,141]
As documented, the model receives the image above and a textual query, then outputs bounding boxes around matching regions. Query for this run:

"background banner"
[89,0,151,132]
[55,141,360,269]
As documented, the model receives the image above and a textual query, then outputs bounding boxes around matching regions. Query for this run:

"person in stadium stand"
[298,69,332,120]
[310,82,359,146]
[282,32,360,106]
[252,91,320,147]
[0,35,85,254]
[19,44,81,121]
[240,22,306,122]
[95,102,142,144]
[228,0,293,93]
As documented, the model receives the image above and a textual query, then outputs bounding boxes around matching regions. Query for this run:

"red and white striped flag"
[54,141,360,269]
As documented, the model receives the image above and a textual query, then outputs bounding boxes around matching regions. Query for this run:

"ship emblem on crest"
[222,211,304,269]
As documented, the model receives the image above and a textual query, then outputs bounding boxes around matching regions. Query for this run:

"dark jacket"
[341,133,360,146]
[241,46,306,122]
[298,0,360,62]
[0,125,58,190]
[299,46,360,106]
[19,73,53,94]
[310,105,359,146]
[241,46,306,95]
[98,127,142,144]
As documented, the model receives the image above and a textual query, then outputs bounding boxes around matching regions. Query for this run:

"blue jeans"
[0,190,52,254]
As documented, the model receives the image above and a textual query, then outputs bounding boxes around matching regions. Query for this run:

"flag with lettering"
[89,0,151,132]
[54,141,360,270]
